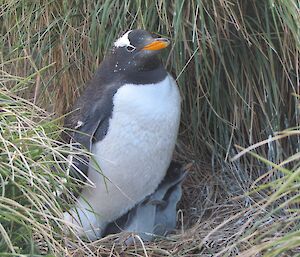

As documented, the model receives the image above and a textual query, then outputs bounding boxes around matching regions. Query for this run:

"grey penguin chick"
[63,29,181,240]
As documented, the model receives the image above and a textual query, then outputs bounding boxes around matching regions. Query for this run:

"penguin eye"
[126,45,136,52]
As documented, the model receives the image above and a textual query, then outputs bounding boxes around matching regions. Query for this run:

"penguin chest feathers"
[87,74,181,220]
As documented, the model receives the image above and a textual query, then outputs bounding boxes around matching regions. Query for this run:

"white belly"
[64,74,181,239]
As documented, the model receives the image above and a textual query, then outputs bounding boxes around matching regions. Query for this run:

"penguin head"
[109,29,170,73]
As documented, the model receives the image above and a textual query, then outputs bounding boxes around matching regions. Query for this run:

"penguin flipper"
[66,114,104,182]
[61,81,119,187]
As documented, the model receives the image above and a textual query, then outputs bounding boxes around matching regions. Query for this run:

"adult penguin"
[63,29,181,240]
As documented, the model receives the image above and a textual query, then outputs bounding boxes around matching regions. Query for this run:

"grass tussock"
[1,0,300,256]
[0,85,91,255]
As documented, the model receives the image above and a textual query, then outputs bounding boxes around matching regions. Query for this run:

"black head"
[104,30,170,77]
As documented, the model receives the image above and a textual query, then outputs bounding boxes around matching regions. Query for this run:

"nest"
[66,146,254,257]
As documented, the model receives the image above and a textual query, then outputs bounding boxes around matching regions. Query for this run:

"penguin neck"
[136,55,161,72]
[124,63,167,85]
[96,55,168,85]
[126,56,168,84]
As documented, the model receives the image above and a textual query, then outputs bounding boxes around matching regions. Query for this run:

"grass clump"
[229,128,300,256]
[0,84,83,255]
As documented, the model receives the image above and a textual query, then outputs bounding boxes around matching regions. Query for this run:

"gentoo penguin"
[63,29,181,240]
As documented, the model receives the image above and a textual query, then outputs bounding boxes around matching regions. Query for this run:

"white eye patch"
[114,30,134,48]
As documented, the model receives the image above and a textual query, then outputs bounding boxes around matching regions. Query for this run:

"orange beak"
[142,38,170,51]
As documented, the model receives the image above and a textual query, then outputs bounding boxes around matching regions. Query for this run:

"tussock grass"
[0,85,90,255]
[1,0,300,256]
